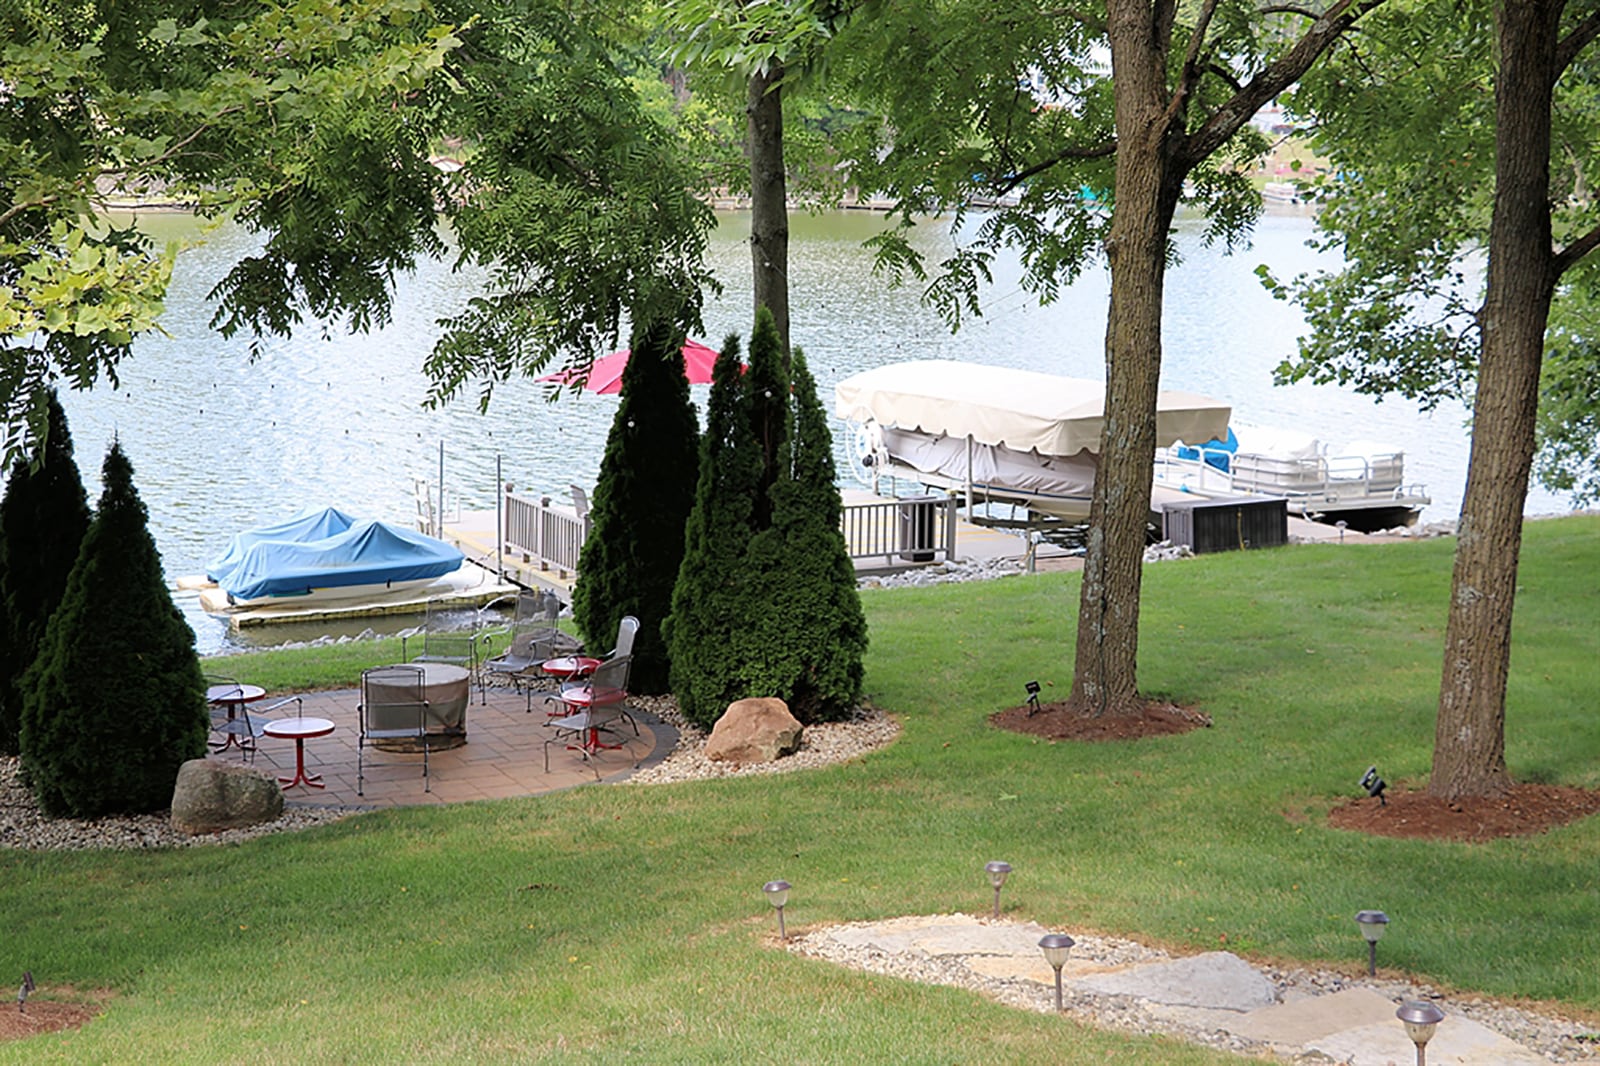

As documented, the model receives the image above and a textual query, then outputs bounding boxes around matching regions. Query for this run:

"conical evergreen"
[667,309,868,728]
[0,390,91,755]
[573,315,701,693]
[663,335,764,724]
[743,350,867,721]
[20,440,207,816]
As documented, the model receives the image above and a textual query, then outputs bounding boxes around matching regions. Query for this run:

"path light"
[985,861,1012,919]
[1355,910,1389,976]
[1396,999,1445,1066]
[763,880,791,941]
[1038,934,1074,1012]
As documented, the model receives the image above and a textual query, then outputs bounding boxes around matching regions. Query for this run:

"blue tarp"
[206,507,359,584]
[211,514,464,601]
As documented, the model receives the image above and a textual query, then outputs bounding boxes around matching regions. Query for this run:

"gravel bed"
[791,916,1600,1063]
[0,755,356,851]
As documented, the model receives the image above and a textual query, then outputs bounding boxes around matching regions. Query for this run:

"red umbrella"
[538,339,725,395]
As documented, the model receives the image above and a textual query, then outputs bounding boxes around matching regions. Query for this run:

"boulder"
[170,759,284,835]
[706,698,803,764]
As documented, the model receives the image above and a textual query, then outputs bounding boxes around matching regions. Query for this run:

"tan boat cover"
[835,360,1231,456]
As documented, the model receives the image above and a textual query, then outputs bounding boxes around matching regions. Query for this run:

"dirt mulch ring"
[989,698,1212,741]
[0,996,105,1043]
[1328,784,1600,842]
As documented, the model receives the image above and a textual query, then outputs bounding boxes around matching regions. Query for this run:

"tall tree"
[572,315,701,694]
[1276,0,1600,798]
[835,0,1384,714]
[0,390,91,755]
[21,440,207,817]
[667,0,847,355]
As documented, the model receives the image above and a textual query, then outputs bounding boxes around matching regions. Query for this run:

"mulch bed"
[0,998,104,1043]
[990,700,1600,842]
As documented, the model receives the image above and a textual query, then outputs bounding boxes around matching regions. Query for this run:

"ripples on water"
[53,208,1565,654]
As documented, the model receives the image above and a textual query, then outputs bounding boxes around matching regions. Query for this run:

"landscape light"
[1355,910,1389,976]
[763,880,791,941]
[1396,999,1445,1066]
[1037,934,1074,1012]
[1360,765,1387,805]
[1025,681,1042,716]
[985,861,1012,919]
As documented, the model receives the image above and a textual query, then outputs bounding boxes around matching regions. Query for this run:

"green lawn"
[3,515,1597,1063]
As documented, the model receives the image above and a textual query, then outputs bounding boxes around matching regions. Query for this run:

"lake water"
[53,207,1567,654]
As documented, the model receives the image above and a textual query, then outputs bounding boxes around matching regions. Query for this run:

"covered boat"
[835,360,1232,522]
[206,510,465,606]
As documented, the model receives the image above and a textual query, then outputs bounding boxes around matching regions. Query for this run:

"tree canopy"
[2,0,717,466]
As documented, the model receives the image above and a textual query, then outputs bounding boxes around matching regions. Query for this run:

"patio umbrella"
[538,339,725,395]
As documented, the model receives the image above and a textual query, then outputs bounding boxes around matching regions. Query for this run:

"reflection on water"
[52,207,1565,655]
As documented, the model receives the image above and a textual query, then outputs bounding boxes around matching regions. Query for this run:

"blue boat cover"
[207,507,359,584]
[213,516,464,601]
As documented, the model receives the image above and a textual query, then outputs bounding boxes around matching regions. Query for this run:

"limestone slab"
[1067,951,1276,1012]
[1229,987,1398,1046]
[1310,1015,1550,1066]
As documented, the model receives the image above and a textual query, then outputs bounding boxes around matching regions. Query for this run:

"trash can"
[898,496,940,562]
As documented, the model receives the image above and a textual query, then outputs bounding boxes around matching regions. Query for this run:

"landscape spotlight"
[1396,999,1445,1066]
[1038,934,1074,1012]
[985,861,1012,919]
[1025,681,1042,716]
[1355,910,1389,976]
[1360,765,1387,805]
[763,880,791,941]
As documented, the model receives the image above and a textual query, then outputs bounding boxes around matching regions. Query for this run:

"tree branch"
[996,139,1118,193]
[1163,0,1222,130]
[1556,9,1600,74]
[1183,0,1390,167]
[1553,220,1600,277]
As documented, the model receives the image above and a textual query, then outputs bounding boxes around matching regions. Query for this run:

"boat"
[195,508,466,610]
[834,360,1232,525]
[1153,423,1430,531]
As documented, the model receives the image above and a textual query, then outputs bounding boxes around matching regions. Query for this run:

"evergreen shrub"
[20,441,208,816]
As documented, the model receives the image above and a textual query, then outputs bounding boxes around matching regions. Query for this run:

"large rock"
[705,698,803,764]
[170,759,284,835]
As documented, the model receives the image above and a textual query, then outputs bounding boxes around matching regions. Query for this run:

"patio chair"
[542,654,638,774]
[205,675,268,761]
[358,665,432,796]
[552,614,639,695]
[413,600,486,704]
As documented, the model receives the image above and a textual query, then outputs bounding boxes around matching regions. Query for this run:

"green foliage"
[0,391,91,755]
[666,309,866,726]
[741,349,867,721]
[664,334,762,724]
[20,440,206,816]
[1273,0,1600,501]
[572,314,701,694]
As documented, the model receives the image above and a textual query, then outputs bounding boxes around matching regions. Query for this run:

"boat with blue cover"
[198,508,465,609]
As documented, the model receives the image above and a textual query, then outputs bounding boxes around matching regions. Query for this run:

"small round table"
[262,717,336,790]
[207,683,267,754]
[540,656,602,682]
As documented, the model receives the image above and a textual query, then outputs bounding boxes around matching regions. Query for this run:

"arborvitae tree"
[0,391,91,755]
[20,440,207,816]
[572,315,701,694]
[742,350,867,721]
[668,308,868,727]
[663,336,763,724]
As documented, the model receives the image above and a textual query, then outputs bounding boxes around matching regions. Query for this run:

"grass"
[3,515,1598,1062]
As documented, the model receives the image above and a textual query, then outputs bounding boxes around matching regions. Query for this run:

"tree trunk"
[1430,0,1562,800]
[1070,0,1184,715]
[748,62,791,359]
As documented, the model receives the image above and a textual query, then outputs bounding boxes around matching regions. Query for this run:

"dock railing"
[841,494,958,570]
[502,488,590,578]
[498,488,955,579]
